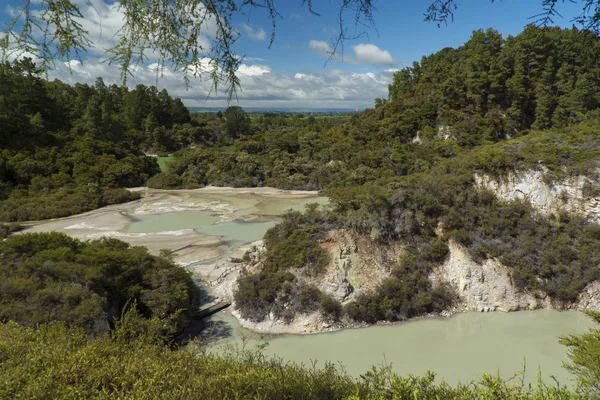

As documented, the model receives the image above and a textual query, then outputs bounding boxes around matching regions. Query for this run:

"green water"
[120,192,592,387]
[125,210,219,233]
[212,310,591,386]
[199,219,276,243]
[125,209,275,240]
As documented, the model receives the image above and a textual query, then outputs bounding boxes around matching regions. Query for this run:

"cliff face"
[233,170,600,334]
[312,169,600,319]
[430,240,549,312]
[320,230,400,303]
[474,171,600,221]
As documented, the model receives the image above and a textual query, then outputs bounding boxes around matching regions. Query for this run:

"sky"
[1,0,587,109]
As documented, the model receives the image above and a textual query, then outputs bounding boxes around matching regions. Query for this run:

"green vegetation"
[561,310,600,397]
[159,26,600,191]
[0,59,209,222]
[157,156,174,173]
[234,208,331,322]
[4,21,600,399]
[145,26,600,324]
[0,232,199,335]
[0,223,22,239]
[0,308,596,399]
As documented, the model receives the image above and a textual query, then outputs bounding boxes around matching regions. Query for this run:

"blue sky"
[1,0,587,109]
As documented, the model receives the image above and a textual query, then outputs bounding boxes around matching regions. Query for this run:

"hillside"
[0,60,199,221]
[142,26,600,327]
[4,24,600,397]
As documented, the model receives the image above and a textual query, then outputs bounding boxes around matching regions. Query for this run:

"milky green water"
[212,310,591,386]
[124,210,277,262]
[125,210,219,233]
[120,192,592,387]
[123,196,329,260]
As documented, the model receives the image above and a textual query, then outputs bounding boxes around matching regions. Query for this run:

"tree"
[224,105,251,139]
[6,1,600,99]
[560,310,600,397]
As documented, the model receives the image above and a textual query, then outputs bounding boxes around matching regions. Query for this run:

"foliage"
[0,311,588,399]
[163,27,600,194]
[185,27,600,324]
[0,60,206,221]
[224,106,252,139]
[560,310,600,396]
[320,295,344,322]
[234,206,330,322]
[0,232,200,335]
[0,223,22,239]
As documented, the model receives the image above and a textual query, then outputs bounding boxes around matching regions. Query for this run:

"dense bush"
[0,310,590,399]
[0,187,141,222]
[0,60,206,222]
[0,223,22,239]
[235,207,331,322]
[0,232,200,335]
[234,118,600,323]
[320,295,343,322]
[146,172,184,189]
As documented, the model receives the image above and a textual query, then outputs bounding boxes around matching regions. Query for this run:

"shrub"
[320,295,343,322]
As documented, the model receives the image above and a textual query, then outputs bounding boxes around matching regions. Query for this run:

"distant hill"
[187,106,359,114]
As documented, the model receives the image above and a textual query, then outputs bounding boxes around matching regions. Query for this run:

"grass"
[156,156,173,172]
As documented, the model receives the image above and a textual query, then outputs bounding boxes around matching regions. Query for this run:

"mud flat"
[23,187,328,284]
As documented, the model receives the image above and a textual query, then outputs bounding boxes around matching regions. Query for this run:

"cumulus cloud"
[71,0,125,55]
[47,59,391,109]
[308,40,334,58]
[309,40,399,67]
[237,64,271,76]
[352,44,398,66]
[241,23,267,41]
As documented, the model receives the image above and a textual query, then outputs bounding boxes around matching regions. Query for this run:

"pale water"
[122,193,592,387]
[211,310,591,386]
[125,210,219,233]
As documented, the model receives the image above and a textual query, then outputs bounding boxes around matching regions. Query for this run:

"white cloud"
[308,40,399,67]
[5,4,20,18]
[237,64,271,76]
[47,59,391,109]
[71,0,126,56]
[352,44,397,66]
[241,23,267,41]
[308,40,334,58]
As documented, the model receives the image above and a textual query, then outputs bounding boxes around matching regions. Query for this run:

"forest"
[0,232,199,336]
[4,24,600,397]
[0,58,198,221]
[145,26,600,325]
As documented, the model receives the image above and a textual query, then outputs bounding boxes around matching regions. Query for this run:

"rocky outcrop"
[430,240,548,312]
[575,281,600,311]
[319,230,401,303]
[430,240,600,313]
[475,170,600,221]
[234,233,600,334]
